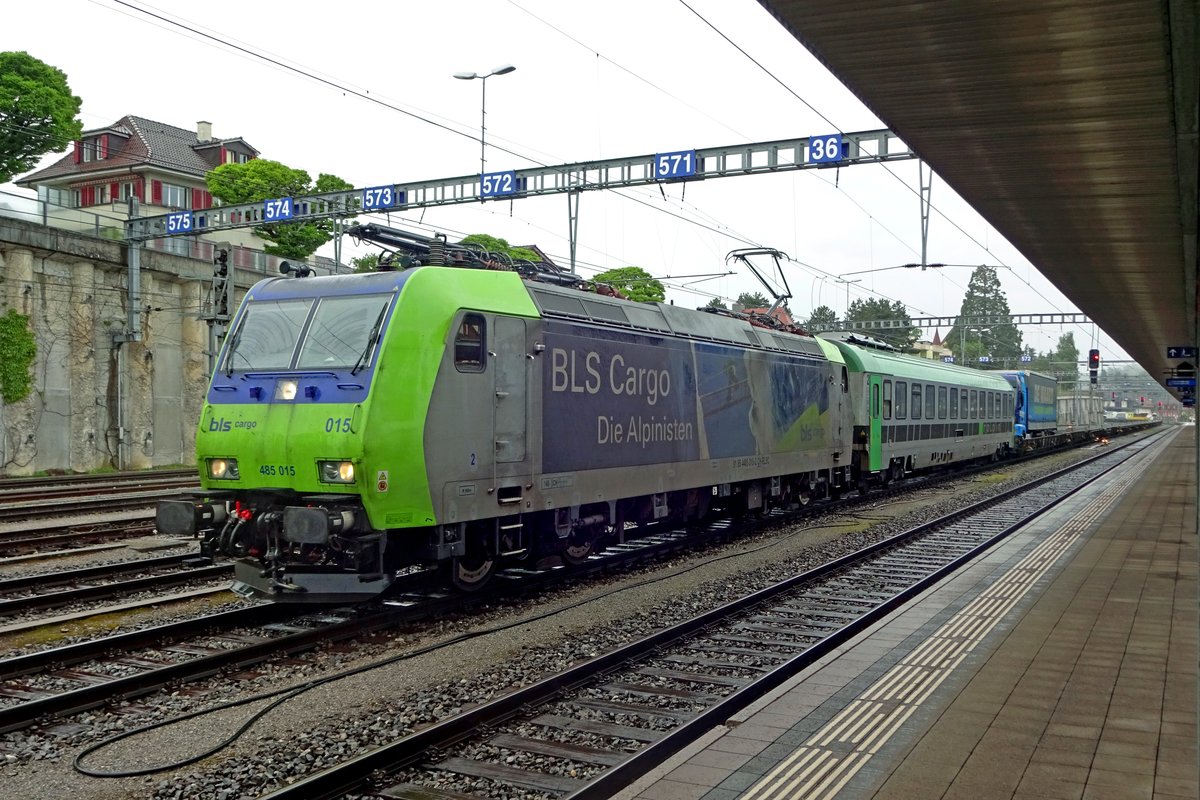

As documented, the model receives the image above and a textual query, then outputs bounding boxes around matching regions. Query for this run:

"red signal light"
[1088,349,1100,369]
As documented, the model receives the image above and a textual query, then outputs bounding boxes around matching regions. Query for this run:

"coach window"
[960,389,968,419]
[882,380,892,419]
[988,391,995,418]
[969,390,978,419]
[872,382,880,418]
[925,383,936,419]
[949,386,958,418]
[454,313,486,372]
[911,383,922,420]
[895,381,907,419]
[938,386,948,419]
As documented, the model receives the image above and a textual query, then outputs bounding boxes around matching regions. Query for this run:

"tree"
[703,297,728,310]
[846,298,921,350]
[805,305,838,330]
[350,253,379,273]
[0,52,83,183]
[736,291,770,309]
[944,265,1023,368]
[1050,332,1079,388]
[206,159,352,259]
[459,233,540,265]
[591,266,665,303]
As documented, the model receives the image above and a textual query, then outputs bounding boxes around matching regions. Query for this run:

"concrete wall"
[0,217,235,475]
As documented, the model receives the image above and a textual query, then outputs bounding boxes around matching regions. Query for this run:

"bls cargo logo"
[207,417,257,431]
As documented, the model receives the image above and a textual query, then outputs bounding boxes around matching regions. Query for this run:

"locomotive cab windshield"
[222,292,394,375]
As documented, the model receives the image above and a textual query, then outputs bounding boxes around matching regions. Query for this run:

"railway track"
[0,489,191,524]
[0,431,1151,740]
[254,428,1165,799]
[0,470,196,505]
[0,555,231,617]
[0,520,158,558]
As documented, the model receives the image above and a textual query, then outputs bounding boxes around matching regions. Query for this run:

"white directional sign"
[1167,346,1197,359]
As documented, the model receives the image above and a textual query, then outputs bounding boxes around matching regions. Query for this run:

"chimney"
[197,121,213,142]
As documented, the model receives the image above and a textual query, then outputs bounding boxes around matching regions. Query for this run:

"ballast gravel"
[0,443,1130,799]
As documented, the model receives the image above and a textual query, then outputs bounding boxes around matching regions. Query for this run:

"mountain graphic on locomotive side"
[155,224,1120,603]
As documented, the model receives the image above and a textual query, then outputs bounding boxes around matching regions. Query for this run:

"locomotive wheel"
[561,525,598,565]
[446,531,496,591]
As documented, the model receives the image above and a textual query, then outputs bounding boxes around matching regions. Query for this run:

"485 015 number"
[259,465,296,477]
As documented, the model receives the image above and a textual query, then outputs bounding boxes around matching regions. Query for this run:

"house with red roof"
[17,116,257,213]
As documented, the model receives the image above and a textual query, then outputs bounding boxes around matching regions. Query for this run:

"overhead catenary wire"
[11,1,1102,357]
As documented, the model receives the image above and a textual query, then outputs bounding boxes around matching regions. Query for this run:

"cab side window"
[454,313,486,372]
[883,379,892,419]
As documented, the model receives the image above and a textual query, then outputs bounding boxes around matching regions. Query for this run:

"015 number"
[325,416,352,433]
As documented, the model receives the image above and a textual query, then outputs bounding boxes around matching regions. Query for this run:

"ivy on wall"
[0,310,36,403]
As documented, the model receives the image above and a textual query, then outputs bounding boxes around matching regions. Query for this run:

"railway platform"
[615,426,1197,800]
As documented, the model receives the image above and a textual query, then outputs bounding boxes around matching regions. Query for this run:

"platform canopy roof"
[759,0,1197,392]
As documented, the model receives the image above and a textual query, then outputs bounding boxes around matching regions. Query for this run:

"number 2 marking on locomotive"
[469,452,477,468]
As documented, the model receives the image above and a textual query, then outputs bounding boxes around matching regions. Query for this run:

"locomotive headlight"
[207,458,240,480]
[275,380,299,401]
[318,460,355,484]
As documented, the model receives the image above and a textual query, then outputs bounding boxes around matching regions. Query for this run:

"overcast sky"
[2,0,1134,364]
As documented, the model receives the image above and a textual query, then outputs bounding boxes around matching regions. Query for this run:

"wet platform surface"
[616,426,1197,800]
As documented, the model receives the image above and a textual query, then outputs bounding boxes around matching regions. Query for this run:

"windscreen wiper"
[350,304,389,376]
[223,327,245,377]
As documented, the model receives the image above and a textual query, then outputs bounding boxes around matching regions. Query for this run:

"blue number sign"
[264,197,294,221]
[1166,377,1197,388]
[1019,354,1033,363]
[165,211,192,234]
[942,356,955,363]
[481,171,517,198]
[808,134,844,163]
[362,185,397,210]
[977,356,991,363]
[654,150,696,180]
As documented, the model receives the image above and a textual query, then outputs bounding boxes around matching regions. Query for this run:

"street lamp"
[453,65,516,179]
[834,277,862,315]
